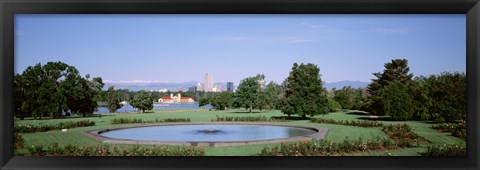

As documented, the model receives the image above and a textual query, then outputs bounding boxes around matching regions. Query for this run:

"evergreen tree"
[366,59,413,115]
[107,86,123,113]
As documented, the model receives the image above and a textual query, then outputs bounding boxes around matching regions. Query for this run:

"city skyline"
[15,14,466,84]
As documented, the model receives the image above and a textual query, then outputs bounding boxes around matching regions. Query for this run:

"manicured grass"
[15,109,465,156]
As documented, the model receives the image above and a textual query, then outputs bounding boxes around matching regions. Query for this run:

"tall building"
[227,82,234,92]
[204,73,213,92]
[188,86,196,92]
[197,83,203,91]
[215,83,222,92]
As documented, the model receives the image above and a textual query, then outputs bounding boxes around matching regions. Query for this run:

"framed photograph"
[1,0,479,169]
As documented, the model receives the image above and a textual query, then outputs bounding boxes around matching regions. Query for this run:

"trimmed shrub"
[24,143,205,156]
[111,117,146,124]
[422,144,466,156]
[14,120,96,133]
[111,117,191,124]
[212,116,290,122]
[311,118,384,127]
[155,118,191,123]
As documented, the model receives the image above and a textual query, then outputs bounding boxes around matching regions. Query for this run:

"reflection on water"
[100,124,316,142]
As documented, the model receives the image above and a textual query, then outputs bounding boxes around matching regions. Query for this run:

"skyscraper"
[227,82,234,92]
[197,83,203,91]
[204,73,213,92]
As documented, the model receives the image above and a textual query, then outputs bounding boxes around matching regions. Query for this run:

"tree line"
[197,59,465,123]
[14,59,465,123]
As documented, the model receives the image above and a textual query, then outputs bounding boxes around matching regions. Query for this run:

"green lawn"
[14,109,465,156]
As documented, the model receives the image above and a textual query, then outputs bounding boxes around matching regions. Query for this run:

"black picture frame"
[1,0,479,170]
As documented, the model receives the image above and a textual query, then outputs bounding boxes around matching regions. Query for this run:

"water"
[100,124,316,142]
[95,103,212,114]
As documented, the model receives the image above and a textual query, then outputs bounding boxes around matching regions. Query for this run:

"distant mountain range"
[104,80,369,91]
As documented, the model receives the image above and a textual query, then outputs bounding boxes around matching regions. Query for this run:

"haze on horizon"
[15,14,466,85]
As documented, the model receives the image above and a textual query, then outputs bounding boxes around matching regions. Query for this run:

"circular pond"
[86,123,328,147]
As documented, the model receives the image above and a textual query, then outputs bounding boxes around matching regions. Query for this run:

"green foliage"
[213,115,268,122]
[14,62,104,119]
[23,143,205,156]
[310,118,384,127]
[332,86,354,109]
[409,77,433,120]
[14,133,25,149]
[259,137,416,156]
[14,120,96,133]
[366,59,413,115]
[432,122,466,140]
[425,72,466,123]
[129,90,154,113]
[111,117,191,124]
[107,86,123,113]
[326,99,342,112]
[382,124,427,143]
[236,74,264,113]
[421,144,466,156]
[156,118,191,123]
[376,81,416,120]
[111,117,146,124]
[212,115,290,122]
[209,92,235,110]
[198,98,210,107]
[281,63,328,118]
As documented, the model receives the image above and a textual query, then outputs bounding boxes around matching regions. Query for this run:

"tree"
[375,81,415,121]
[426,72,466,123]
[236,74,263,113]
[326,99,342,112]
[130,90,153,113]
[199,98,210,108]
[410,76,433,120]
[107,86,123,113]
[264,81,279,110]
[14,62,103,119]
[333,86,355,110]
[281,63,328,118]
[367,59,413,96]
[366,59,413,115]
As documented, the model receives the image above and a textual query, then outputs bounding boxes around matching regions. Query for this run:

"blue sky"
[15,14,466,85]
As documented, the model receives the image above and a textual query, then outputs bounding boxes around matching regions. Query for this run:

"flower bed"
[432,123,466,140]
[259,137,417,156]
[421,144,466,156]
[22,143,205,156]
[14,133,24,149]
[382,124,428,143]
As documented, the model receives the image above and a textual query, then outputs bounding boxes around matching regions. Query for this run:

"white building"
[158,93,195,103]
